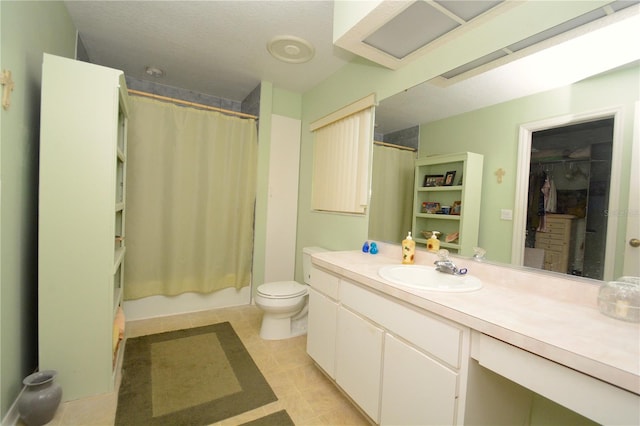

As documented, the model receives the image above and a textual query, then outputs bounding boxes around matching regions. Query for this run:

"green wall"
[419,65,639,269]
[0,1,75,418]
[293,2,609,278]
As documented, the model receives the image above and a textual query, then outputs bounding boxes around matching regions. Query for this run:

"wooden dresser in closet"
[535,214,576,273]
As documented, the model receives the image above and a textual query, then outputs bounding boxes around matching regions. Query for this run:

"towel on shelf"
[113,307,126,357]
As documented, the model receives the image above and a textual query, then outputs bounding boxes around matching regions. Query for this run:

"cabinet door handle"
[630,238,640,248]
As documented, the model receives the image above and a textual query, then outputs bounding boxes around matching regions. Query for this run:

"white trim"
[623,101,640,276]
[605,108,625,280]
[310,93,376,132]
[513,107,623,280]
[2,386,24,426]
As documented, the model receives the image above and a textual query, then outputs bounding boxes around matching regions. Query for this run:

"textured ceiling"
[65,1,639,129]
[65,0,354,101]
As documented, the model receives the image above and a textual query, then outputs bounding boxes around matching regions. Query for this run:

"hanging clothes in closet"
[536,170,557,232]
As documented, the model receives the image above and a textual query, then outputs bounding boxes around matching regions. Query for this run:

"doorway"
[525,118,614,280]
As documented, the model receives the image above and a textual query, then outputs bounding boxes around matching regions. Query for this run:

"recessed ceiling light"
[145,66,164,77]
[267,36,315,64]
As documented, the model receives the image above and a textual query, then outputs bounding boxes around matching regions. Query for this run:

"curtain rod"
[374,140,417,152]
[127,89,258,120]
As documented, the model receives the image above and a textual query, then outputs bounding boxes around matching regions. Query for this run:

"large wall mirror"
[370,4,639,281]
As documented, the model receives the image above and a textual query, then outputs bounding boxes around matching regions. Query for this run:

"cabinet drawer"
[545,221,567,232]
[535,240,564,251]
[536,231,565,242]
[309,266,339,299]
[340,279,463,368]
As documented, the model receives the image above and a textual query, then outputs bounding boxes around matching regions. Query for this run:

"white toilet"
[255,247,325,340]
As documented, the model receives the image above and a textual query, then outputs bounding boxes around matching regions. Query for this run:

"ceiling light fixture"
[145,66,164,77]
[267,36,315,64]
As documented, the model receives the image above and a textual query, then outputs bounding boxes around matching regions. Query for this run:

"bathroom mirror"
[370,53,639,280]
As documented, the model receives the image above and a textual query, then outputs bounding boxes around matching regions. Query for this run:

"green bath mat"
[240,410,295,426]
[115,321,277,425]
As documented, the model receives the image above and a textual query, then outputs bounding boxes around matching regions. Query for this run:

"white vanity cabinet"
[335,306,384,422]
[306,266,340,378]
[307,269,470,425]
[309,252,640,425]
[340,279,469,424]
[381,334,458,425]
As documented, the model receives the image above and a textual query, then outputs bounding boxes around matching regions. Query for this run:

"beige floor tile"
[158,313,194,332]
[280,388,319,423]
[188,309,224,328]
[53,305,369,426]
[59,392,117,426]
[125,317,167,338]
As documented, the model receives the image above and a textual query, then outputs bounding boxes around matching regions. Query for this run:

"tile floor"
[39,305,370,426]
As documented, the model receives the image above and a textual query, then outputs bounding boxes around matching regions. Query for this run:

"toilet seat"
[257,281,307,299]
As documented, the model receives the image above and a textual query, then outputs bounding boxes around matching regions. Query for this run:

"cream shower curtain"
[124,97,258,299]
[368,144,416,243]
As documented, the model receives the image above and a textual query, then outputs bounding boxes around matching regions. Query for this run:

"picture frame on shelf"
[444,171,457,186]
[452,201,462,215]
[422,201,441,214]
[423,174,444,187]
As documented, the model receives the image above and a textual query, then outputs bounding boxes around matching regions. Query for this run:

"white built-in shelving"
[38,53,129,401]
[412,152,483,256]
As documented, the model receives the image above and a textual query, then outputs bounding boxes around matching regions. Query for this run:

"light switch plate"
[501,209,513,220]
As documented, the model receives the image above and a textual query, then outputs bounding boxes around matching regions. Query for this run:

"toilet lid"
[257,281,307,298]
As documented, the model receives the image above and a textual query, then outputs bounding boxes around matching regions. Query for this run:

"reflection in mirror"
[370,0,640,281]
[368,127,418,244]
[525,118,614,281]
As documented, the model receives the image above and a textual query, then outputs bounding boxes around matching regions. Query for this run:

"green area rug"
[115,322,277,425]
[240,410,295,426]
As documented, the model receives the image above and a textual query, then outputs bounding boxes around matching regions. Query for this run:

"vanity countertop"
[311,246,640,395]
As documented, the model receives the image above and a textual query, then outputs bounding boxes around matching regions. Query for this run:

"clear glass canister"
[597,277,640,322]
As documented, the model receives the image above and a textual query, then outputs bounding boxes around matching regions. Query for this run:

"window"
[310,94,376,214]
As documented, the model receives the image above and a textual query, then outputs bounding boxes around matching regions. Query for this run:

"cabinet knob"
[630,238,640,248]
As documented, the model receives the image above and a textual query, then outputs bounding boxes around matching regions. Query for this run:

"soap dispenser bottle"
[427,231,441,253]
[402,231,416,264]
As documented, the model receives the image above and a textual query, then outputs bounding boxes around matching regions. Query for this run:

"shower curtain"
[124,97,258,299]
[368,144,416,243]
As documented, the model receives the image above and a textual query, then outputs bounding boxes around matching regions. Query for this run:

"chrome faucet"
[473,247,486,262]
[434,249,468,275]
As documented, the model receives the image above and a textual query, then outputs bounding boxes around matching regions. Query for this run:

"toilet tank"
[302,247,327,284]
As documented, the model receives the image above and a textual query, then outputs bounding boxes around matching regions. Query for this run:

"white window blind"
[310,95,375,214]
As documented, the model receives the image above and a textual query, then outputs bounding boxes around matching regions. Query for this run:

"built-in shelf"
[412,152,483,256]
[38,54,129,401]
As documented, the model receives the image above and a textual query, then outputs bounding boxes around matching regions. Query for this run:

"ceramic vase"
[18,370,62,426]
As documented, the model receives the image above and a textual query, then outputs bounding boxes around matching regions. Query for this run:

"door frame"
[512,106,624,281]
[623,101,639,276]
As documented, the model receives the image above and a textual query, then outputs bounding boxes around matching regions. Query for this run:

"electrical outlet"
[501,209,513,220]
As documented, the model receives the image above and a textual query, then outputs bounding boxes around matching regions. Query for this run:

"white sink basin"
[378,264,482,292]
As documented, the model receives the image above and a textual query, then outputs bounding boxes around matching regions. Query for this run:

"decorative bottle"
[402,232,416,264]
[427,231,441,253]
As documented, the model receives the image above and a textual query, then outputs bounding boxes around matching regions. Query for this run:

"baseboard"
[2,386,24,426]
[122,286,252,321]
